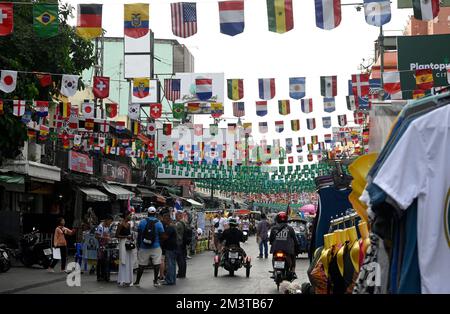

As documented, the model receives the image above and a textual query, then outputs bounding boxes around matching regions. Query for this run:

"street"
[0,236,309,294]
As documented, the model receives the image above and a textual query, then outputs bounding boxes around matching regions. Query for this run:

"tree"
[0,0,95,165]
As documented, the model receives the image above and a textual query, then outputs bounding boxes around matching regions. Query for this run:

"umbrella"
[299,204,316,215]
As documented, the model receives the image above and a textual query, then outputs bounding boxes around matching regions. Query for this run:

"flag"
[39,125,49,141]
[132,120,140,135]
[233,101,245,117]
[35,73,52,87]
[322,116,332,128]
[33,4,58,38]
[306,118,316,130]
[298,137,305,146]
[296,145,303,153]
[354,111,365,124]
[196,78,212,101]
[311,135,319,145]
[0,100,3,115]
[60,74,79,97]
[133,78,149,98]
[307,153,313,162]
[146,122,156,136]
[278,100,290,115]
[258,78,276,100]
[98,136,106,148]
[413,89,425,99]
[68,106,78,129]
[98,119,109,133]
[93,76,109,99]
[286,146,292,154]
[27,129,36,141]
[266,0,294,34]
[338,114,347,126]
[323,97,336,113]
[194,124,203,136]
[128,104,140,120]
[351,73,370,97]
[35,101,49,117]
[324,134,332,143]
[13,100,26,117]
[291,119,300,131]
[0,70,17,93]
[164,79,181,101]
[58,101,71,119]
[320,75,337,97]
[186,102,200,114]
[315,0,341,30]
[256,101,268,116]
[243,122,252,134]
[382,71,401,94]
[301,98,313,113]
[346,95,358,111]
[21,110,32,124]
[209,124,219,135]
[105,103,118,118]
[275,121,284,133]
[218,1,245,36]
[150,103,162,119]
[363,0,391,27]
[85,118,94,131]
[76,4,102,40]
[415,69,434,90]
[0,3,13,36]
[288,156,294,164]
[227,123,236,135]
[124,3,149,38]
[289,77,305,99]
[413,0,440,21]
[286,138,293,147]
[298,155,303,163]
[259,122,268,133]
[171,2,197,38]
[172,103,185,119]
[211,102,224,118]
[227,79,244,100]
[81,101,94,118]
[318,142,326,151]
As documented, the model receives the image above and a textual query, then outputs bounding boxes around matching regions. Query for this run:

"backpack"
[182,222,192,246]
[214,220,220,228]
[142,218,156,246]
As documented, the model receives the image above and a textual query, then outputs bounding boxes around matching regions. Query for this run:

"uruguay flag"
[363,0,391,27]
[289,77,305,99]
[218,1,245,36]
[196,78,213,101]
[315,0,341,30]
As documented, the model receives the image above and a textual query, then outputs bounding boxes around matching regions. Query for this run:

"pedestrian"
[256,213,270,258]
[175,210,188,279]
[48,217,76,273]
[212,213,225,253]
[95,214,114,281]
[160,209,177,285]
[134,206,165,287]
[116,211,135,287]
[157,208,166,281]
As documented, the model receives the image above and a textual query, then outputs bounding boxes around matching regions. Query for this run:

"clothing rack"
[329,211,359,228]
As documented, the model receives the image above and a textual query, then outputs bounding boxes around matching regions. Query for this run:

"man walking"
[160,209,177,285]
[212,213,225,253]
[175,211,188,278]
[134,207,164,287]
[256,213,270,258]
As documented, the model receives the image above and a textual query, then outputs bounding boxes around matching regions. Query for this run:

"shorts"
[137,247,162,266]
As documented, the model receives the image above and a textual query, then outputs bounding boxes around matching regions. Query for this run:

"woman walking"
[48,217,75,273]
[116,211,135,287]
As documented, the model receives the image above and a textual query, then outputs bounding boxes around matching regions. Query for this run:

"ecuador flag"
[124,3,149,38]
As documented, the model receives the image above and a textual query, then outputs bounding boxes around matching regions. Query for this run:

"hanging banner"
[69,151,93,175]
[101,159,131,184]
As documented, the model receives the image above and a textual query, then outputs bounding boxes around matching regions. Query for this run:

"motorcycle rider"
[241,216,250,233]
[269,212,300,278]
[219,218,246,258]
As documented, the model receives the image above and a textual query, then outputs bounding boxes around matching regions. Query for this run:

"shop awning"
[137,187,154,198]
[79,187,109,202]
[0,175,24,184]
[185,198,203,207]
[102,183,135,200]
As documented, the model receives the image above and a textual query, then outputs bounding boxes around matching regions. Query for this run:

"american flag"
[164,79,181,101]
[171,2,197,38]
[232,102,245,117]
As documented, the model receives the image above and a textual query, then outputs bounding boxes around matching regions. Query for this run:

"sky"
[67,0,412,165]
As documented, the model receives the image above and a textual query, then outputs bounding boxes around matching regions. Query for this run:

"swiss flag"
[150,103,162,119]
[93,76,110,99]
[288,156,294,164]
[0,3,13,36]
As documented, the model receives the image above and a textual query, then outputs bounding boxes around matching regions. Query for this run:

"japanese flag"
[0,70,17,93]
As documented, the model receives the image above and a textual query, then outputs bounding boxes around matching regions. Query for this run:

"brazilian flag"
[172,103,185,120]
[33,4,58,38]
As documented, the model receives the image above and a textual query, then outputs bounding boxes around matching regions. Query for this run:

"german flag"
[415,69,434,90]
[59,101,71,119]
[76,4,102,40]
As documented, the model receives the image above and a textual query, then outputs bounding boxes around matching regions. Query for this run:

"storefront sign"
[102,160,131,184]
[397,34,450,99]
[69,151,93,175]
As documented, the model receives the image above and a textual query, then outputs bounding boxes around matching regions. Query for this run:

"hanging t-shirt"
[373,105,450,294]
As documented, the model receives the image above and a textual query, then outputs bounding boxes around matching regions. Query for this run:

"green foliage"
[0,1,95,164]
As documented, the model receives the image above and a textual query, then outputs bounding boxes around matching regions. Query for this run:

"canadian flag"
[382,71,401,94]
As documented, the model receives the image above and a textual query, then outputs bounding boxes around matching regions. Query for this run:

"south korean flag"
[128,103,140,120]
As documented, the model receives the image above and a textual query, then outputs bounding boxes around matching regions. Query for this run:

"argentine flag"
[363,0,391,27]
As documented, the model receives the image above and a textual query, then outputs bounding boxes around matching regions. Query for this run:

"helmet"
[147,206,157,214]
[228,218,238,227]
[276,212,288,223]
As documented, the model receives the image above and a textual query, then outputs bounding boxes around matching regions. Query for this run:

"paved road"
[0,236,309,294]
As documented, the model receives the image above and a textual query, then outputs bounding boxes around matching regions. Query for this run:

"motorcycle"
[242,230,248,243]
[213,245,251,277]
[19,229,53,269]
[0,244,11,273]
[270,251,296,291]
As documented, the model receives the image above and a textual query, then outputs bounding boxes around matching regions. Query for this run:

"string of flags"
[0,1,442,38]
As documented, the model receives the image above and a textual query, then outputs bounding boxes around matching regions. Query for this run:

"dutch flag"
[218,1,245,36]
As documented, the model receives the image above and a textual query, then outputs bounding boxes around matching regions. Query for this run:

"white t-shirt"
[373,105,450,293]
[213,217,226,233]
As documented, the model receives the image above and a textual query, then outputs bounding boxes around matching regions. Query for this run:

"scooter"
[213,245,251,278]
[19,229,53,269]
[0,244,11,273]
[242,230,248,243]
[270,251,296,291]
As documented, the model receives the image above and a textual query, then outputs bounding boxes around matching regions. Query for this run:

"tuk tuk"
[287,217,309,256]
